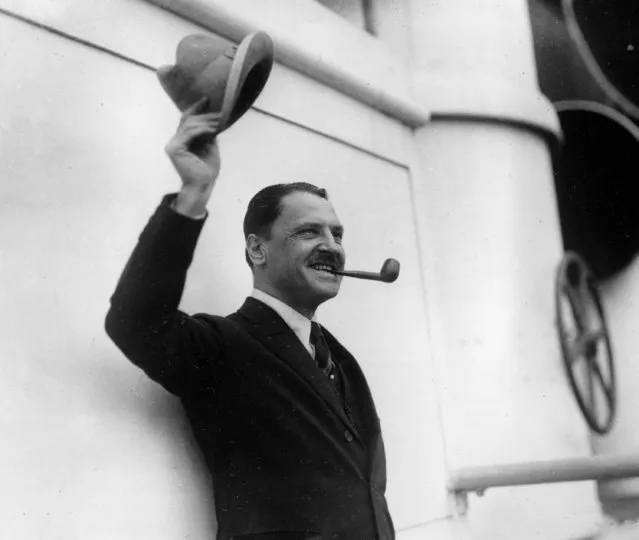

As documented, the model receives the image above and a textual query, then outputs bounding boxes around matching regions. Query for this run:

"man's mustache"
[306,254,345,270]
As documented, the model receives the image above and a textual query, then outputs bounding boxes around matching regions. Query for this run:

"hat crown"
[175,34,230,73]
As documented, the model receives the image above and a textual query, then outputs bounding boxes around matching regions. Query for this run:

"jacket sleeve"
[105,194,225,396]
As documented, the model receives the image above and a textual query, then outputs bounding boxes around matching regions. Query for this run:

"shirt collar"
[250,288,315,352]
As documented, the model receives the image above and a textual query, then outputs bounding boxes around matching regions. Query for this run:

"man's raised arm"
[105,98,224,396]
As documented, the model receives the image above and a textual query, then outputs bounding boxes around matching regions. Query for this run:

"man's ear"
[246,234,267,267]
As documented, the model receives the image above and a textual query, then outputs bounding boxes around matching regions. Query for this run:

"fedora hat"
[157,32,274,133]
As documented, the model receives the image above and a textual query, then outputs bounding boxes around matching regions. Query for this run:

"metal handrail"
[449,453,639,495]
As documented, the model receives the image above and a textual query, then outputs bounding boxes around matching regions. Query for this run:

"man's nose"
[318,232,342,254]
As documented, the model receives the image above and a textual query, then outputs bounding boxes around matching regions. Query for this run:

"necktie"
[310,322,331,372]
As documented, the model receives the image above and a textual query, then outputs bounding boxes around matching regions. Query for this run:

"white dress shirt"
[251,288,316,356]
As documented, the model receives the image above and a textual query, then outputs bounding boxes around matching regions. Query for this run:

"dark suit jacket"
[105,195,395,539]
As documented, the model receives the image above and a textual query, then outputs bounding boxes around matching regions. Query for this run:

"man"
[105,99,395,539]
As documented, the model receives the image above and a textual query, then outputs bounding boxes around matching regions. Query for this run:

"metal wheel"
[555,251,616,434]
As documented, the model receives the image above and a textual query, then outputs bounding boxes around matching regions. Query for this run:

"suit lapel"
[232,298,359,438]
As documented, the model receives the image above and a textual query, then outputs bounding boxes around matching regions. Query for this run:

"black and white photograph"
[1,1,638,538]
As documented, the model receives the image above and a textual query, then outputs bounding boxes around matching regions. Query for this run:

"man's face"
[262,191,346,311]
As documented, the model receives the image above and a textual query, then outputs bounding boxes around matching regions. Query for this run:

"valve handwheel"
[555,251,616,435]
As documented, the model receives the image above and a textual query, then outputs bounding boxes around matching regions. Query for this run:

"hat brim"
[217,32,274,132]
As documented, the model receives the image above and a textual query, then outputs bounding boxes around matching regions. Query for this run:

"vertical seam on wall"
[405,125,453,478]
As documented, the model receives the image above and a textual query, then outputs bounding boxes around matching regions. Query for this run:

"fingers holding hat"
[179,97,221,125]
[166,99,224,165]
[174,97,223,146]
[165,109,222,195]
[170,113,220,152]
[184,96,209,115]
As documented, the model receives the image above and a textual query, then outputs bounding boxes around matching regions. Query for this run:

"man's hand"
[165,98,222,218]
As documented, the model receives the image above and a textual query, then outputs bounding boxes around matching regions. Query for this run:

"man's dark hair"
[243,182,329,268]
